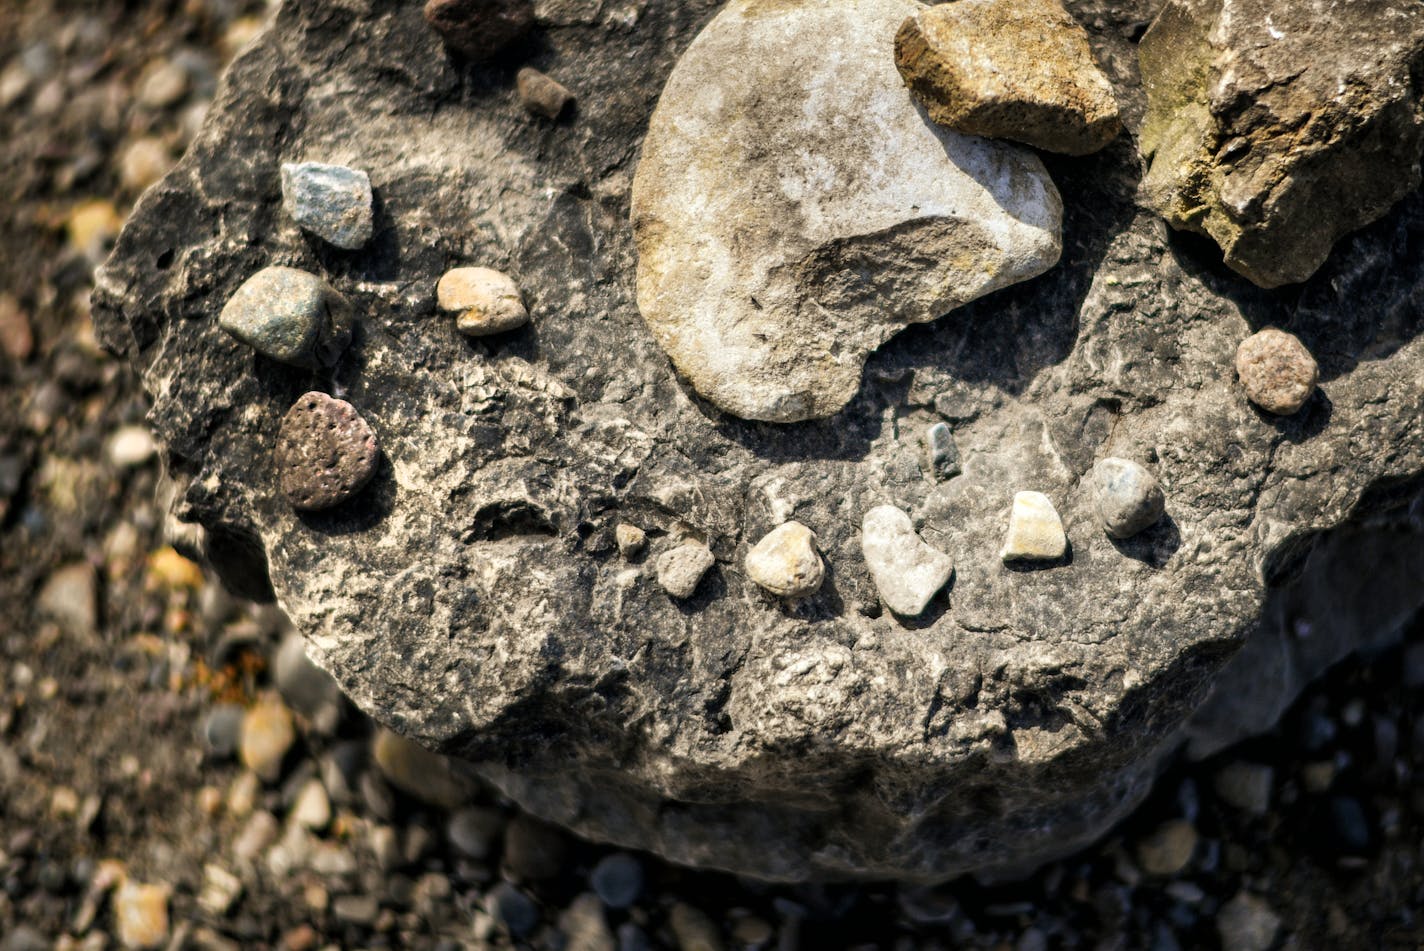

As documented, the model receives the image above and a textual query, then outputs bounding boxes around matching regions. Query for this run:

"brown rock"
[1235,328,1318,416]
[424,0,535,60]
[894,0,1121,156]
[275,392,380,511]
[517,67,573,119]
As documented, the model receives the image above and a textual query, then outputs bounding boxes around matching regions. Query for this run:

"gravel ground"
[2,1,1423,948]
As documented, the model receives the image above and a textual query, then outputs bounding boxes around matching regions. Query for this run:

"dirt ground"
[2,1,1423,949]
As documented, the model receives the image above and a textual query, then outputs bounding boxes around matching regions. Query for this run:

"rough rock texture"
[895,0,1121,155]
[1139,0,1424,288]
[631,0,1062,423]
[94,0,1424,882]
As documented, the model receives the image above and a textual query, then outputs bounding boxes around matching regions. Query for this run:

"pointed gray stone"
[281,162,374,250]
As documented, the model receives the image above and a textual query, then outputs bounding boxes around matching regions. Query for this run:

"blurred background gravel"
[2,1,1422,948]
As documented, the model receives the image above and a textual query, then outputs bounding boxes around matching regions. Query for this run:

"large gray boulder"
[94,0,1424,881]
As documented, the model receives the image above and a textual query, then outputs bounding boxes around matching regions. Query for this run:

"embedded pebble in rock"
[1000,491,1067,563]
[1090,458,1165,540]
[503,814,567,882]
[424,0,535,60]
[487,881,540,938]
[669,902,725,951]
[745,521,824,598]
[290,778,331,830]
[1213,761,1273,816]
[113,881,169,950]
[589,852,644,909]
[631,0,1061,422]
[614,523,646,560]
[218,266,352,368]
[923,422,961,481]
[1217,891,1281,951]
[517,67,573,119]
[1235,328,1319,416]
[107,425,157,468]
[1134,818,1198,877]
[894,0,1121,155]
[239,693,296,783]
[655,542,715,599]
[372,728,475,810]
[280,162,374,250]
[861,505,954,616]
[436,267,530,337]
[275,392,380,512]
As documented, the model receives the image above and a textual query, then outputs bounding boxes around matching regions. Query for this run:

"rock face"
[894,0,1121,156]
[1139,0,1424,288]
[631,0,1062,423]
[94,0,1424,882]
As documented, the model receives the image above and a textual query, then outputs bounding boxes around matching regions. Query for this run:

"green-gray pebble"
[219,266,351,368]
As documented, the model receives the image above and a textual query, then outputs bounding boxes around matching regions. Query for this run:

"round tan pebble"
[275,392,380,511]
[1235,327,1318,415]
[437,267,529,336]
[745,521,824,598]
[120,137,172,193]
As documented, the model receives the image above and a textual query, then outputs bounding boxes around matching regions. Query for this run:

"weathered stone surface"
[280,162,374,250]
[274,393,380,512]
[744,521,824,599]
[894,0,1120,155]
[218,266,352,368]
[631,0,1062,423]
[94,0,1424,883]
[1235,328,1318,416]
[861,505,954,617]
[1139,0,1424,288]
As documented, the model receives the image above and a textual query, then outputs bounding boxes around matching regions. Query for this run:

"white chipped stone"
[1000,491,1067,563]
[861,505,954,616]
[656,543,714,599]
[745,521,824,598]
[630,0,1062,423]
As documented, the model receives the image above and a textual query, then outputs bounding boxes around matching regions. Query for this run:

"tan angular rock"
[1235,328,1318,416]
[655,542,715,599]
[1000,492,1067,564]
[614,523,646,560]
[114,881,170,950]
[894,0,1121,155]
[437,267,529,336]
[631,0,1061,423]
[1139,0,1424,288]
[745,521,824,598]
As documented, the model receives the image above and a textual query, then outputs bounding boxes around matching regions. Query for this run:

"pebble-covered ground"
[2,2,1423,948]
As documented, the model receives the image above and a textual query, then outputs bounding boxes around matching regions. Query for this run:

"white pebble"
[860,505,954,616]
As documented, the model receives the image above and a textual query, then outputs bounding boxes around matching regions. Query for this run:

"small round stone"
[437,267,530,336]
[745,521,824,598]
[1234,327,1318,415]
[1134,818,1197,876]
[275,392,380,512]
[424,0,535,60]
[487,881,540,937]
[656,542,715,599]
[589,853,644,909]
[1090,458,1165,540]
[517,67,574,119]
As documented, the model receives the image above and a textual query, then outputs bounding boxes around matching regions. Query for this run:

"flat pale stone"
[895,0,1121,155]
[656,542,714,599]
[861,505,954,616]
[280,162,374,250]
[745,521,824,598]
[437,267,529,336]
[1000,491,1067,563]
[631,0,1062,423]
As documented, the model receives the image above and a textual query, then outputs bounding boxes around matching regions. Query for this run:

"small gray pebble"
[273,630,342,723]
[617,923,655,951]
[332,893,379,926]
[923,422,961,481]
[1213,761,1273,816]
[488,881,540,938]
[590,852,644,909]
[275,392,380,512]
[219,266,352,368]
[656,542,715,599]
[1090,457,1165,540]
[202,704,244,758]
[281,162,374,250]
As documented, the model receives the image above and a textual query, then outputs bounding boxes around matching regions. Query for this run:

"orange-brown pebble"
[1235,327,1318,415]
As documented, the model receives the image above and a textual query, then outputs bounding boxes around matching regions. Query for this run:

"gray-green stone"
[924,422,961,481]
[218,266,352,368]
[280,162,374,250]
[1090,458,1166,540]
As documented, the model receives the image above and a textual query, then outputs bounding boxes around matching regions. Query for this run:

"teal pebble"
[281,162,374,250]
